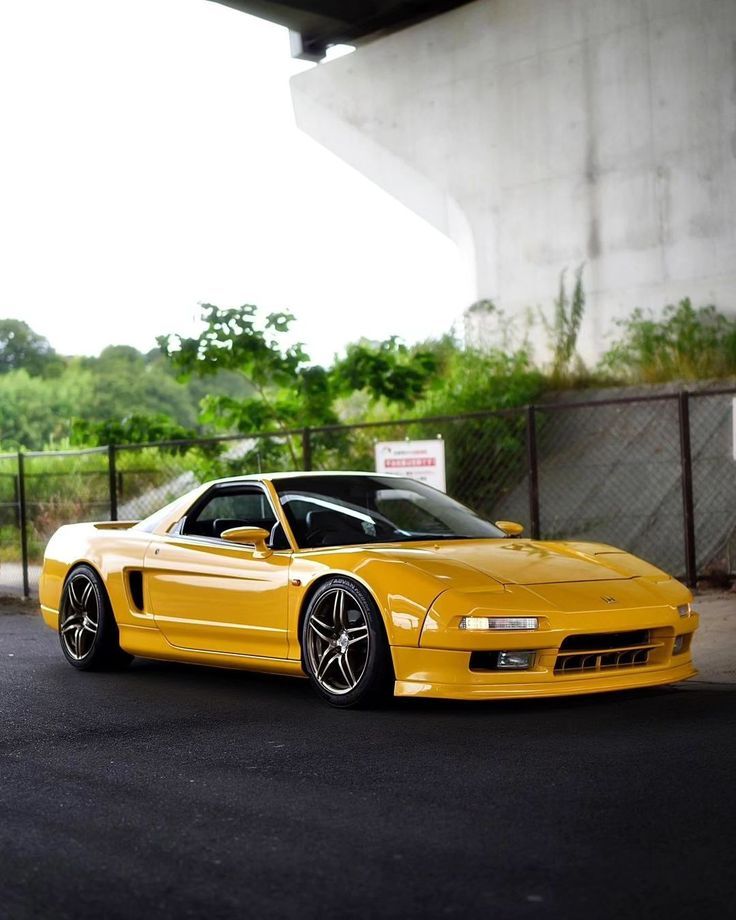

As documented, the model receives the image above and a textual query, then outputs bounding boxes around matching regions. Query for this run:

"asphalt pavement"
[1,610,734,920]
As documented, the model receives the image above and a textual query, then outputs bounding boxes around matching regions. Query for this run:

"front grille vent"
[555,630,656,674]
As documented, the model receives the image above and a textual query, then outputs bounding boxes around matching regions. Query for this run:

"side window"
[183,488,278,540]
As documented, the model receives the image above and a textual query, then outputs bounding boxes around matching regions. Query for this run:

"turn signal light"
[459,616,538,630]
[677,604,691,618]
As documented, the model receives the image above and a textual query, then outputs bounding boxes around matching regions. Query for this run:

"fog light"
[497,650,535,670]
[677,604,691,618]
[673,635,685,655]
[460,616,538,631]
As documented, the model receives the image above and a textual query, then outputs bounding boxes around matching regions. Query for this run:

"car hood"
[362,538,668,587]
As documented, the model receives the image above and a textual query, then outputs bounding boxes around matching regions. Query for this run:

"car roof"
[211,470,403,485]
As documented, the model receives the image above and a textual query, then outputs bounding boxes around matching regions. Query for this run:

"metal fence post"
[17,451,30,598]
[677,392,697,587]
[526,406,541,540]
[12,471,20,529]
[108,443,118,521]
[302,427,312,471]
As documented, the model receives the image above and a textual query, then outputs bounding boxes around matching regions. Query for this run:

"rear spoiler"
[92,521,139,530]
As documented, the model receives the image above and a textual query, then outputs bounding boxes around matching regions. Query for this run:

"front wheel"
[59,565,132,671]
[302,577,393,708]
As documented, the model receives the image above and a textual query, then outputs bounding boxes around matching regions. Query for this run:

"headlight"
[677,604,691,618]
[459,616,538,630]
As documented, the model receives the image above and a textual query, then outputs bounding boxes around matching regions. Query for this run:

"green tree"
[410,339,545,418]
[158,304,438,465]
[0,364,93,447]
[79,346,200,428]
[380,334,546,514]
[69,413,200,448]
[0,324,263,450]
[0,319,61,376]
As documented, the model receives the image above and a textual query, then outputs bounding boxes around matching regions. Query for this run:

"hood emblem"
[601,595,617,604]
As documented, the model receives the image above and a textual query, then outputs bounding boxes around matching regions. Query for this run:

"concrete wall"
[290,0,736,359]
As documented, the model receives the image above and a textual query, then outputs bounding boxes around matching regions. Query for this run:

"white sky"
[0,0,469,365]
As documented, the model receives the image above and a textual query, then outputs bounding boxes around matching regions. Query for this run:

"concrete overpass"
[211,2,473,60]
[211,1,736,359]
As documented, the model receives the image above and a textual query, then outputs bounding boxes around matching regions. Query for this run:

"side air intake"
[127,570,144,612]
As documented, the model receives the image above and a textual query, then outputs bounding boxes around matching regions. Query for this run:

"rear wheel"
[302,577,393,708]
[59,565,132,671]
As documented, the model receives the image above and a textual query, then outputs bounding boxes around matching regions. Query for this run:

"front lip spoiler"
[394,661,698,700]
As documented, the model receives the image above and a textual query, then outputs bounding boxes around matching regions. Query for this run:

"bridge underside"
[210,0,736,359]
[209,1,472,59]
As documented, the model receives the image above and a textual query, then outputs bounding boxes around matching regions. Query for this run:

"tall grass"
[601,298,736,383]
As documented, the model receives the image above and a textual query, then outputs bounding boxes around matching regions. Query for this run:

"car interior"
[180,488,292,549]
[180,486,396,551]
[299,508,368,547]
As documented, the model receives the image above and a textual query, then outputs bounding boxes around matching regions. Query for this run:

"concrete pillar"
[291,0,736,359]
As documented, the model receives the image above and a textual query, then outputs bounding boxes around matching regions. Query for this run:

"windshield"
[273,475,505,549]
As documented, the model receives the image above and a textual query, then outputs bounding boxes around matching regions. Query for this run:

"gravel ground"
[690,591,736,683]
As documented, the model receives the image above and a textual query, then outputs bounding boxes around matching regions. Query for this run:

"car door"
[143,483,291,659]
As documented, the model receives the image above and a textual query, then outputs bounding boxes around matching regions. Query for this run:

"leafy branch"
[158,304,438,467]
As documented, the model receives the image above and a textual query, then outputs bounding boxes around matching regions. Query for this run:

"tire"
[301,576,394,708]
[58,564,133,671]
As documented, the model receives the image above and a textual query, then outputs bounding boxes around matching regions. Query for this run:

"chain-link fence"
[307,411,529,524]
[690,390,736,576]
[0,453,24,596]
[1,388,734,597]
[534,396,686,574]
[23,449,112,583]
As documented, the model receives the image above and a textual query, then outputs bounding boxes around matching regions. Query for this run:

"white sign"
[375,439,446,492]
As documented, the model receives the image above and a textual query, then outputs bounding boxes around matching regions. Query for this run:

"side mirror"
[495,520,524,537]
[221,526,272,558]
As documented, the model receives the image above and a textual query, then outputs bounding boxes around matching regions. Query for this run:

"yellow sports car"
[39,472,698,707]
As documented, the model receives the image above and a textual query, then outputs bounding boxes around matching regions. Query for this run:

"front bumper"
[391,604,699,700]
[392,648,697,699]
